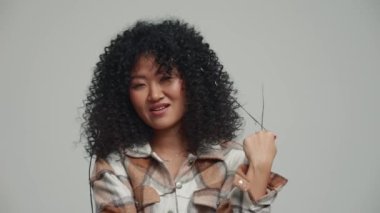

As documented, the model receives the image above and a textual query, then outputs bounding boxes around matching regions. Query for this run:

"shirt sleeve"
[90,153,137,213]
[219,142,288,212]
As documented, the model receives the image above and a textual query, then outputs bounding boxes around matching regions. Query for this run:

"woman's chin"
[149,120,182,132]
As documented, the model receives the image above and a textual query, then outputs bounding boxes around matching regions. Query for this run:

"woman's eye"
[131,83,145,89]
[160,76,173,82]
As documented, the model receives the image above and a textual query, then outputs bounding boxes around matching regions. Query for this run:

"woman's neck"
[151,127,189,180]
[151,127,188,154]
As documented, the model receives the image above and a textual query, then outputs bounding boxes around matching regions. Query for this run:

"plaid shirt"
[91,141,287,213]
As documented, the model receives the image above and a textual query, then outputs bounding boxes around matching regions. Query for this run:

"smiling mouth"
[149,104,170,114]
[151,106,168,111]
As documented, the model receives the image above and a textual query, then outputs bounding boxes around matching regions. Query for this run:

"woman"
[83,19,287,212]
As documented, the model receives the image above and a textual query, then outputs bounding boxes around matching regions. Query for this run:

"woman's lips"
[149,103,170,116]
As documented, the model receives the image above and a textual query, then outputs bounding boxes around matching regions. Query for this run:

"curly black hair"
[82,19,242,159]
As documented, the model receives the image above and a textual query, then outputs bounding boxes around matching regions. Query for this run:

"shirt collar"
[124,143,225,161]
[124,143,152,158]
[196,145,225,161]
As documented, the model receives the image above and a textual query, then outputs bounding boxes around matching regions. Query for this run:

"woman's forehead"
[131,54,178,76]
[132,55,157,74]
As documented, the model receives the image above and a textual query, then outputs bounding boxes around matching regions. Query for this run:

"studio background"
[1,0,379,212]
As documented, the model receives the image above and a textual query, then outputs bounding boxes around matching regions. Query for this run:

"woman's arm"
[91,154,137,213]
[243,131,278,201]
[217,139,287,212]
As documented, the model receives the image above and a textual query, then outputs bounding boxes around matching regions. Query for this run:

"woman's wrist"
[246,163,272,201]
[249,160,273,173]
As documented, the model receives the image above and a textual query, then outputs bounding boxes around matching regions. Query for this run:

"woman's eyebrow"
[130,75,146,80]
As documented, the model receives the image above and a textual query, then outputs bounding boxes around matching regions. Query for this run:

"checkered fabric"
[91,141,287,213]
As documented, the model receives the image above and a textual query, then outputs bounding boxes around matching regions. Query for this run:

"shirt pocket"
[192,188,220,211]
[132,185,160,210]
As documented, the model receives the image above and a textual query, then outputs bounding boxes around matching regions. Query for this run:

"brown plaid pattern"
[90,141,287,212]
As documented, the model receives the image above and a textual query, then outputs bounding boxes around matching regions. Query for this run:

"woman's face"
[129,55,186,132]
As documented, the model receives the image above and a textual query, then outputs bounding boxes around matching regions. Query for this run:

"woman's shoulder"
[197,141,247,171]
[91,152,127,178]
[220,141,247,170]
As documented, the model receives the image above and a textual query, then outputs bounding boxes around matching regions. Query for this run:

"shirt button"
[176,181,183,189]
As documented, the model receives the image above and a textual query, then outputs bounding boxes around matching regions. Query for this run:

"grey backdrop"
[1,0,379,212]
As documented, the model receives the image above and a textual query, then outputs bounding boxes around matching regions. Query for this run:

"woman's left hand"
[243,131,277,171]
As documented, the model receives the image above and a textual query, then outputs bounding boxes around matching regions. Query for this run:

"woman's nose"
[148,83,164,102]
